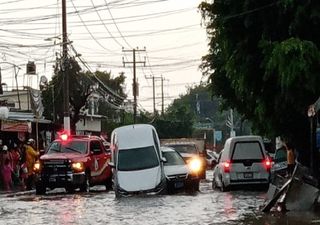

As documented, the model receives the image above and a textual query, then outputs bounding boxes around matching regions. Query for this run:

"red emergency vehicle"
[34,134,112,194]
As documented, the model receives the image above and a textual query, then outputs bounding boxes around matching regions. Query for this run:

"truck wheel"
[66,186,75,194]
[105,177,112,190]
[80,173,90,192]
[35,184,46,195]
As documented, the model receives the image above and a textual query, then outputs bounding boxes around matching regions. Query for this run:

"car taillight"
[263,158,272,171]
[223,161,231,173]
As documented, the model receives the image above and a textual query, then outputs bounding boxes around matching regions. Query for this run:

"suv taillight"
[263,158,272,172]
[223,161,231,173]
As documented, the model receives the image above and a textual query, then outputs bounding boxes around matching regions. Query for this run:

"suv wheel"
[80,173,90,192]
[35,183,46,195]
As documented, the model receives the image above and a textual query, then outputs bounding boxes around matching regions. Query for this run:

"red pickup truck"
[34,134,112,194]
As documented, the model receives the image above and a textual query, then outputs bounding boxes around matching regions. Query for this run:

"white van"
[109,124,166,196]
[212,135,271,191]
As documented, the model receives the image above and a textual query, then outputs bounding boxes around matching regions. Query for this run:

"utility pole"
[62,0,70,133]
[161,76,164,115]
[122,48,146,123]
[145,75,163,116]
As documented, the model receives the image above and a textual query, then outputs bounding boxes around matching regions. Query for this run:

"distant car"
[212,135,271,192]
[163,142,207,179]
[161,146,200,193]
[109,124,166,197]
[270,147,287,182]
[206,150,219,169]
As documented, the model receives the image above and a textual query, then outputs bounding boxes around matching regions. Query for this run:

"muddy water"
[0,171,318,225]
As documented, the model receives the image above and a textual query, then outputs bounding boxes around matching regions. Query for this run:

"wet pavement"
[0,171,319,225]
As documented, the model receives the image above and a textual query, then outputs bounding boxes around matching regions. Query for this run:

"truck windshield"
[118,146,159,171]
[47,141,87,154]
[163,151,185,166]
[167,144,198,154]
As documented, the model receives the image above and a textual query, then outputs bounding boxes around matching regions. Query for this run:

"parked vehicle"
[212,135,271,191]
[161,138,207,179]
[206,150,219,169]
[270,146,287,182]
[34,134,112,195]
[161,146,200,194]
[109,124,166,196]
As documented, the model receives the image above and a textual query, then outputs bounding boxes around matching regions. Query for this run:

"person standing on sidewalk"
[25,139,39,190]
[1,158,13,191]
[285,141,295,177]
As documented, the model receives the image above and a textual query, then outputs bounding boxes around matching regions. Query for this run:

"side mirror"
[108,161,115,168]
[161,157,167,163]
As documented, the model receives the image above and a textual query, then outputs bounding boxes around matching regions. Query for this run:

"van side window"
[152,130,160,156]
[220,149,228,162]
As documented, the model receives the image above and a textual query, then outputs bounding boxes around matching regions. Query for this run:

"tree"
[199,0,320,164]
[42,57,126,134]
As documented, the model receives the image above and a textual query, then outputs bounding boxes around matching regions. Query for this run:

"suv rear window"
[232,141,263,160]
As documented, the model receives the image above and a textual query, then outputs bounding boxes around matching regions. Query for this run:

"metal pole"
[161,76,164,115]
[152,76,155,115]
[62,0,70,133]
[133,49,137,123]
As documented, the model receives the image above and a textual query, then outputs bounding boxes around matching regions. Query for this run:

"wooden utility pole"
[161,76,164,115]
[146,75,164,116]
[62,0,70,133]
[123,48,146,123]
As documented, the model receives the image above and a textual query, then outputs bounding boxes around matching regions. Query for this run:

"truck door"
[90,140,110,182]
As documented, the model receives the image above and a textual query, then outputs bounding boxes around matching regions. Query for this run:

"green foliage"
[42,57,127,134]
[199,0,320,158]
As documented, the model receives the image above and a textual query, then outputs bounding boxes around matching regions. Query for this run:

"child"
[1,158,13,191]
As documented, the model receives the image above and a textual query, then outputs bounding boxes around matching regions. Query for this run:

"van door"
[231,141,265,180]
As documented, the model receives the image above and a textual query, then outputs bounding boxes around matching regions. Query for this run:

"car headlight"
[188,158,202,174]
[33,161,41,172]
[71,162,84,172]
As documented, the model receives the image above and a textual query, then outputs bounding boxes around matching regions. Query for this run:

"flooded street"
[0,171,319,225]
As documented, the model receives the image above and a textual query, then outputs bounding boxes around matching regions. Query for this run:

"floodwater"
[0,171,319,225]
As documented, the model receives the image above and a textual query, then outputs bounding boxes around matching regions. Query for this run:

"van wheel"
[212,179,217,190]
[66,186,75,194]
[220,176,228,192]
[80,173,90,192]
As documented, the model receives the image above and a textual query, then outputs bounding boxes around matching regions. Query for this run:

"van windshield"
[118,146,159,171]
[232,142,264,160]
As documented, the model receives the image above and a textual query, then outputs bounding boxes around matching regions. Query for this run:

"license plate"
[174,181,184,188]
[244,172,253,178]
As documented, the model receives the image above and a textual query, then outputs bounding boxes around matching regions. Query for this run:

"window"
[274,148,287,163]
[47,140,87,154]
[90,141,102,154]
[118,146,159,171]
[232,141,263,160]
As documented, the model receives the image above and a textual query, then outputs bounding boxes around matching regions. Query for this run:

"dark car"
[270,147,287,182]
[161,146,200,194]
[34,134,112,194]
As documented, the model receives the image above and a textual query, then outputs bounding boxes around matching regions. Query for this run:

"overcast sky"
[0,0,208,112]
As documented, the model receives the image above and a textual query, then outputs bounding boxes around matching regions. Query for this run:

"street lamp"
[206,117,216,150]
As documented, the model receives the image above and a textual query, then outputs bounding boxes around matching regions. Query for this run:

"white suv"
[212,135,271,191]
